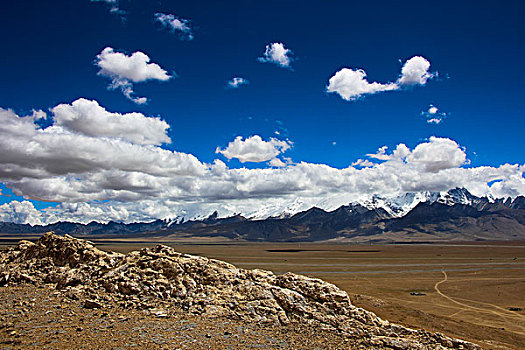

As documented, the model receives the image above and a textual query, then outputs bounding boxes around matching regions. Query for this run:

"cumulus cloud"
[0,100,524,225]
[95,47,172,104]
[227,77,249,89]
[367,144,411,162]
[327,56,436,101]
[258,42,294,68]
[422,104,446,124]
[96,47,171,82]
[154,13,194,40]
[0,200,49,225]
[367,146,391,160]
[0,101,205,203]
[398,56,435,86]
[52,99,171,145]
[216,135,292,163]
[406,137,467,172]
[365,138,466,172]
[326,69,398,101]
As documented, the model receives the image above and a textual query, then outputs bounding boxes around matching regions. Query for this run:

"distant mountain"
[355,187,494,217]
[1,188,525,242]
[241,187,502,220]
[362,200,525,242]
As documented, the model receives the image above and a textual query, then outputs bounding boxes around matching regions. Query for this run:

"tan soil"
[0,285,356,350]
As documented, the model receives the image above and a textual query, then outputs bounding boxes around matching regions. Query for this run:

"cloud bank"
[0,100,524,224]
[95,47,172,104]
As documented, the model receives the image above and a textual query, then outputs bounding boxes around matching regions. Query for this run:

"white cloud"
[52,98,171,145]
[108,79,148,105]
[351,159,375,168]
[366,139,466,172]
[95,47,172,104]
[0,100,524,225]
[0,101,205,203]
[269,158,287,167]
[0,200,48,225]
[96,47,171,83]
[392,143,411,159]
[216,135,292,163]
[406,137,467,172]
[327,56,436,101]
[398,56,434,86]
[326,68,398,101]
[227,77,249,89]
[258,42,294,68]
[422,104,446,124]
[154,13,194,40]
[367,146,391,160]
[269,157,293,168]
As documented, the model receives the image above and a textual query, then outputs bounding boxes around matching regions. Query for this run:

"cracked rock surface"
[0,232,480,349]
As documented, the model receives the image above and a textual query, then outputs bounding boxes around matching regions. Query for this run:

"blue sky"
[0,0,524,224]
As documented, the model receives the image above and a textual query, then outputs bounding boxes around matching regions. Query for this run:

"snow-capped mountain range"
[355,188,491,218]
[194,188,497,222]
[1,187,524,242]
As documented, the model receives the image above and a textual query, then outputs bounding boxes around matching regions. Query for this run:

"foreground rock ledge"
[0,232,479,349]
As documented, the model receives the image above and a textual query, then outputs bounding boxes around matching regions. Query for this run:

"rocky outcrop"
[0,232,479,349]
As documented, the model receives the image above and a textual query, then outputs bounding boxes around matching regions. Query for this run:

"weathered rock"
[0,232,480,349]
[84,300,103,309]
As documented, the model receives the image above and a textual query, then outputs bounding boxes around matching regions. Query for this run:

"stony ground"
[0,285,359,349]
[0,233,480,349]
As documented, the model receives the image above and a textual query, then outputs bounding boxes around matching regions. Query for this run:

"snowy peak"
[353,188,489,218]
[435,188,477,206]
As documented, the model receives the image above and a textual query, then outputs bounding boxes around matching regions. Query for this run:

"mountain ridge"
[1,188,525,242]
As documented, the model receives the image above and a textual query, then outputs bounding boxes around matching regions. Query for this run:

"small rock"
[84,300,102,309]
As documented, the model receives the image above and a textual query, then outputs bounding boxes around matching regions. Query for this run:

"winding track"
[434,270,525,334]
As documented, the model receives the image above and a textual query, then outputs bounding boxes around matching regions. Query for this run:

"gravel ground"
[0,285,357,350]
